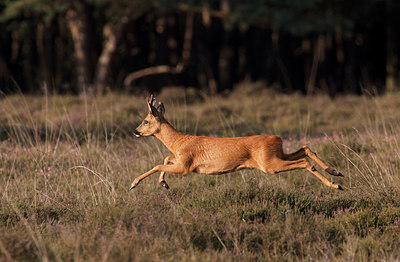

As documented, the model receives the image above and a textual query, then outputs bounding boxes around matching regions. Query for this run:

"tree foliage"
[0,0,398,95]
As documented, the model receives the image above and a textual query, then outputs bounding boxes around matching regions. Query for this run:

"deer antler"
[147,94,156,113]
[147,95,165,116]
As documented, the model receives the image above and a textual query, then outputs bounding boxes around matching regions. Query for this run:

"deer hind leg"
[284,146,343,177]
[283,147,307,161]
[269,158,343,190]
[301,146,343,177]
[158,155,175,189]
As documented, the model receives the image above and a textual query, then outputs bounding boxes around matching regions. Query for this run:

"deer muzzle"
[133,129,141,137]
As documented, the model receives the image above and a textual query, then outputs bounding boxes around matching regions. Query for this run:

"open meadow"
[1,86,400,261]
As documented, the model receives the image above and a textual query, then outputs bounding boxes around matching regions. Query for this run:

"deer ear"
[157,102,165,116]
[148,104,159,116]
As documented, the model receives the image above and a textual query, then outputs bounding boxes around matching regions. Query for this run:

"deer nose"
[133,129,141,137]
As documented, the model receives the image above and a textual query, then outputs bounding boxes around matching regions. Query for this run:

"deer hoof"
[160,181,170,189]
[129,180,140,190]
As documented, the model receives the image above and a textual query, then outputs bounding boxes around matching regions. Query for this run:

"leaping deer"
[130,95,343,190]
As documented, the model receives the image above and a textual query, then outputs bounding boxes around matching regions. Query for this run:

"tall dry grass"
[1,87,400,261]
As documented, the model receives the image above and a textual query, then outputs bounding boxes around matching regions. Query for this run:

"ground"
[1,86,400,261]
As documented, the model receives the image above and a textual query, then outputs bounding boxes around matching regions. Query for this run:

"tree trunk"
[66,5,93,95]
[306,35,323,95]
[36,22,51,92]
[217,1,232,91]
[93,18,129,95]
[385,0,397,92]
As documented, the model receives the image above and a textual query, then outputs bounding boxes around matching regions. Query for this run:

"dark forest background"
[1,0,400,97]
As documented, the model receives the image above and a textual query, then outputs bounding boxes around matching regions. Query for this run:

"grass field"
[1,86,400,261]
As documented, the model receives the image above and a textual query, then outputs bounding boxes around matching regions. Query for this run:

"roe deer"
[130,95,343,190]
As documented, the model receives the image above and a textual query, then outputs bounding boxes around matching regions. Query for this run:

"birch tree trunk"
[93,18,129,95]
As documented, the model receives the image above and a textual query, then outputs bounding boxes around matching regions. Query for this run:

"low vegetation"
[1,86,400,261]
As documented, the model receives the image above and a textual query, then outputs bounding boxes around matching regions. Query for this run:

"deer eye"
[143,120,149,125]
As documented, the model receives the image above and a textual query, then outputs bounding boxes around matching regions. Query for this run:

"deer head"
[133,95,165,137]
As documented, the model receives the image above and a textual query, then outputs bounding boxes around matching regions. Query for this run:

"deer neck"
[154,120,187,154]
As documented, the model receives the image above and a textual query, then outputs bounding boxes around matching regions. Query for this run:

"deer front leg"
[158,155,175,189]
[129,160,189,190]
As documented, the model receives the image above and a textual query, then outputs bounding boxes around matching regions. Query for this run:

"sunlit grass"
[1,87,400,261]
